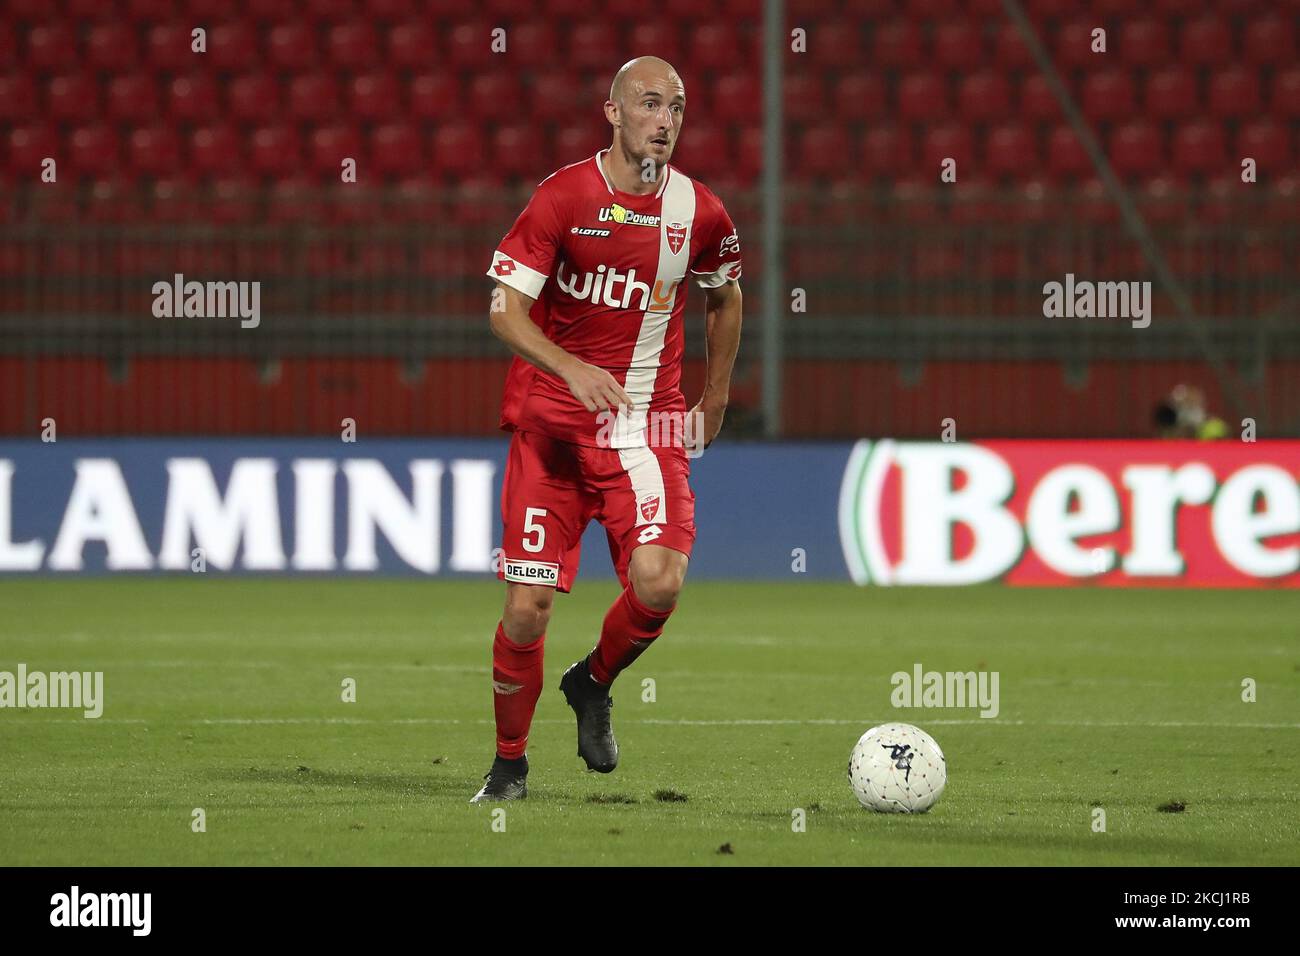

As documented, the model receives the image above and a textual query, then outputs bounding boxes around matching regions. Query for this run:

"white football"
[848,722,947,813]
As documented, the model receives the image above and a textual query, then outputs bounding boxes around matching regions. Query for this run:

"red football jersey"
[486,148,742,448]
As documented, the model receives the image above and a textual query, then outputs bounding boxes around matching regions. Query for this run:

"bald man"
[474,56,744,802]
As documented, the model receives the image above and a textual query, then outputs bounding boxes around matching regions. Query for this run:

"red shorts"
[497,429,696,593]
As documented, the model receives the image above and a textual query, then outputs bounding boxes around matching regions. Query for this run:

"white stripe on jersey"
[608,168,696,449]
[616,444,667,526]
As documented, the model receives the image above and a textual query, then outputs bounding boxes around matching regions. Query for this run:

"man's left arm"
[690,278,743,449]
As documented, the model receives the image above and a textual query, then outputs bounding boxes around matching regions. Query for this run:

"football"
[849,722,947,813]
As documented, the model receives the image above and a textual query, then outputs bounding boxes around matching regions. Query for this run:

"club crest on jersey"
[599,203,661,228]
[666,221,687,255]
[639,494,662,523]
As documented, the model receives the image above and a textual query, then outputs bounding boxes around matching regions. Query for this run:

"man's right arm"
[489,281,632,414]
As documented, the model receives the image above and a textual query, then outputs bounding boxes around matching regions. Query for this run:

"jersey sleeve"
[486,181,566,299]
[689,195,742,289]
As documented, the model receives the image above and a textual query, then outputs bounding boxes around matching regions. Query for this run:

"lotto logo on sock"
[504,559,559,586]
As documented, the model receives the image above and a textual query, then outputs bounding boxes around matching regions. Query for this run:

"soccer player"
[472,56,744,802]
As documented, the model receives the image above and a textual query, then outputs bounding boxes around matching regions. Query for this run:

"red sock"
[492,621,544,760]
[589,585,674,685]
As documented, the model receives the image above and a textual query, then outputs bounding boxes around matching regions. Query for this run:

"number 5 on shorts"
[522,507,547,553]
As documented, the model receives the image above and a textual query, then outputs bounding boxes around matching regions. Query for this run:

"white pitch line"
[3,717,1298,730]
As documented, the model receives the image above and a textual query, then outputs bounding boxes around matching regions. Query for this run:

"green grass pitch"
[1,579,1296,866]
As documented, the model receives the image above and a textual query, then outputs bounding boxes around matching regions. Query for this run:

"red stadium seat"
[309,124,363,176]
[46,74,101,125]
[570,22,620,71]
[371,123,423,177]
[1235,120,1293,173]
[167,74,221,124]
[469,74,524,123]
[129,0,183,18]
[920,123,974,172]
[288,72,342,123]
[1019,74,1064,121]
[993,23,1033,70]
[897,72,949,123]
[1207,67,1262,119]
[713,73,763,124]
[86,22,141,71]
[1118,18,1172,67]
[1243,15,1296,65]
[409,73,460,120]
[672,122,729,179]
[249,126,304,178]
[190,125,245,175]
[959,72,1012,122]
[796,124,850,177]
[506,21,557,68]
[1109,121,1165,179]
[68,125,122,178]
[266,177,327,225]
[491,123,549,177]
[444,20,493,68]
[530,74,581,121]
[1136,176,1188,225]
[208,21,261,72]
[783,75,827,118]
[387,20,439,70]
[0,74,39,123]
[1172,121,1227,176]
[0,22,13,64]
[932,20,984,73]
[303,0,361,16]
[128,125,183,177]
[689,23,758,66]
[267,22,319,70]
[834,72,887,121]
[148,24,200,72]
[7,125,60,176]
[1047,125,1091,180]
[246,0,301,18]
[1144,67,1198,121]
[26,23,79,71]
[810,19,865,69]
[733,125,762,183]
[1081,69,1137,123]
[189,0,242,19]
[106,74,161,124]
[327,21,380,69]
[872,22,924,68]
[227,72,283,125]
[1269,67,1300,119]
[1025,0,1077,15]
[861,126,914,179]
[985,123,1038,177]
[430,123,487,177]
[1179,16,1235,67]
[1055,19,1101,70]
[208,177,260,225]
[629,23,683,64]
[349,72,403,122]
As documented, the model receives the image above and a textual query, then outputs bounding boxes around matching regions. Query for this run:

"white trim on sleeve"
[692,260,742,289]
[486,250,548,299]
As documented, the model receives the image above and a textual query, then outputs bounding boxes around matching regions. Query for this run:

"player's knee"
[631,563,684,612]
[502,586,553,643]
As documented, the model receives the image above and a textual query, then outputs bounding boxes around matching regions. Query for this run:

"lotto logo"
[493,257,517,276]
[637,525,663,544]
